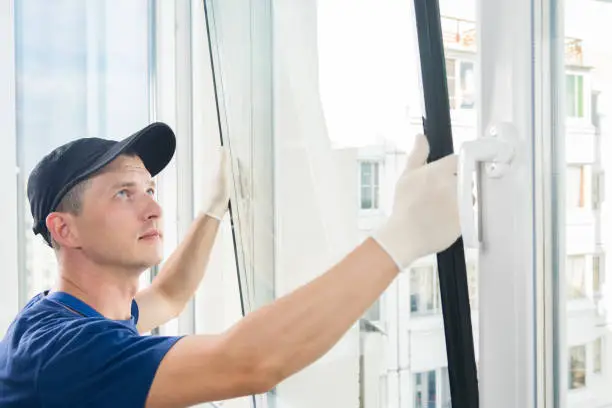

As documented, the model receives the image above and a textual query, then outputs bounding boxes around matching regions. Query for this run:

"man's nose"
[142,193,163,221]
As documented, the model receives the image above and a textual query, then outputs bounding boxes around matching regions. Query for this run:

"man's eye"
[147,188,156,196]
[116,189,129,198]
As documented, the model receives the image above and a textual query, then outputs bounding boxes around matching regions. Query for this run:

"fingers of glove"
[405,134,430,171]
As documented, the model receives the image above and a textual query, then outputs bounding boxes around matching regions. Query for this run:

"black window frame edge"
[413,1,480,407]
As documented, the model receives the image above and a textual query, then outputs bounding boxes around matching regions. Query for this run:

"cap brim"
[116,122,177,177]
[88,122,176,179]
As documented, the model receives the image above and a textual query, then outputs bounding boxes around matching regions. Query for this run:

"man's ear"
[46,212,80,248]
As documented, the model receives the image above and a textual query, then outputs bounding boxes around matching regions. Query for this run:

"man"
[0,122,460,407]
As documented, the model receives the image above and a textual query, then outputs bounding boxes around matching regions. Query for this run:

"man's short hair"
[51,179,92,250]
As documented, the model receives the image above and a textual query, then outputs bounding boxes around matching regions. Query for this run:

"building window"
[569,345,587,390]
[594,337,603,374]
[567,255,587,300]
[467,263,479,310]
[594,255,604,298]
[410,266,440,315]
[446,57,476,110]
[566,73,586,118]
[413,370,437,408]
[566,165,587,210]
[410,264,478,315]
[360,161,380,210]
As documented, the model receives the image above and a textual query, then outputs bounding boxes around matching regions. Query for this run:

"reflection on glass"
[562,0,612,406]
[14,0,151,301]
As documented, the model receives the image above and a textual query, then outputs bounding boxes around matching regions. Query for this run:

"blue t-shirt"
[0,291,183,407]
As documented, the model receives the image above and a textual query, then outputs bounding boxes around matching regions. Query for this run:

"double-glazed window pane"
[205,0,480,406]
[14,0,151,301]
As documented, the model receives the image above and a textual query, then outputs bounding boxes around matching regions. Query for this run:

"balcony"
[442,15,584,68]
[565,37,584,66]
[441,16,476,51]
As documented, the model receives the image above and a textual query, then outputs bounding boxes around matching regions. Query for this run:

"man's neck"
[55,262,141,321]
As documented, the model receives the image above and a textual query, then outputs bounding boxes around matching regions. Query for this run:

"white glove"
[202,147,231,220]
[371,134,460,270]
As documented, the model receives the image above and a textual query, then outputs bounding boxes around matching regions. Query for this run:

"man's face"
[72,155,164,272]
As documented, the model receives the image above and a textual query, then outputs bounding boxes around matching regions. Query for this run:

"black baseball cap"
[27,122,176,246]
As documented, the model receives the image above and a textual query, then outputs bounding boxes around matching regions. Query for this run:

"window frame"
[0,0,19,335]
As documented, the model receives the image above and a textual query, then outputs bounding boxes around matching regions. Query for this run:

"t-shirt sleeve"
[37,319,183,408]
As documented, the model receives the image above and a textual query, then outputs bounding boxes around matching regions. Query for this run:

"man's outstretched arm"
[135,149,231,334]
[146,135,461,407]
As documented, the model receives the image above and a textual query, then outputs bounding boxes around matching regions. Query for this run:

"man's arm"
[146,237,398,407]
[135,148,231,334]
[145,135,461,407]
[135,213,221,334]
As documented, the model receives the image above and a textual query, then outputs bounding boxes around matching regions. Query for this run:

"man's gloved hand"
[202,147,231,221]
[372,134,461,270]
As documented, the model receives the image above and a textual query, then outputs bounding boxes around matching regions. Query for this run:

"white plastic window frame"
[0,0,19,336]
[152,1,266,406]
[477,0,553,405]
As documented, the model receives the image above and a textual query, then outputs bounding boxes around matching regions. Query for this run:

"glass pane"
[15,0,152,302]
[410,266,436,314]
[561,1,612,405]
[566,74,577,117]
[567,255,586,299]
[459,61,476,109]
[594,337,603,374]
[593,255,602,297]
[566,166,582,209]
[361,162,373,185]
[569,345,586,390]
[446,58,457,109]
[204,0,479,406]
[361,186,373,210]
[577,75,584,117]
